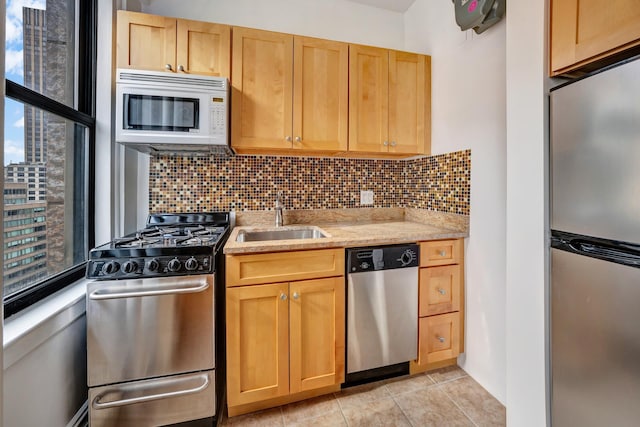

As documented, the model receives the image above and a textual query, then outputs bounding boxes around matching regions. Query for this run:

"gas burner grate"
[112,225,225,249]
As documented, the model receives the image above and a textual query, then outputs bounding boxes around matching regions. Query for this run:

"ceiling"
[143,0,418,13]
[345,0,417,12]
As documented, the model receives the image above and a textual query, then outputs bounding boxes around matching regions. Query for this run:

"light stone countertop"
[223,219,468,254]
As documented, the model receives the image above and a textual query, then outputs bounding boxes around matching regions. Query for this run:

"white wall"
[505,0,549,425]
[404,0,507,405]
[1,0,5,424]
[3,284,87,427]
[135,0,405,50]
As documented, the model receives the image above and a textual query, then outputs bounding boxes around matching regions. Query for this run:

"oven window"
[124,94,200,132]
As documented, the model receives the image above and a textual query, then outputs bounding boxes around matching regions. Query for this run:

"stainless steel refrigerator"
[550,57,640,426]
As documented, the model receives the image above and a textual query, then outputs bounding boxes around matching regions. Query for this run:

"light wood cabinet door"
[389,51,430,155]
[227,283,290,407]
[419,265,461,317]
[232,27,294,150]
[293,37,349,152]
[289,277,345,393]
[176,19,230,76]
[551,0,640,75]
[117,10,176,72]
[349,44,389,153]
[418,313,460,365]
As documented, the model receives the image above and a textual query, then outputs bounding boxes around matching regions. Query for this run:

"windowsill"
[3,279,88,370]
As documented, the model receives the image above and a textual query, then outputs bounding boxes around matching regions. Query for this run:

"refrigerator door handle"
[569,240,640,266]
[92,373,210,410]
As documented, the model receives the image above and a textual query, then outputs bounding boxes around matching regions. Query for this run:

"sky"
[4,0,46,165]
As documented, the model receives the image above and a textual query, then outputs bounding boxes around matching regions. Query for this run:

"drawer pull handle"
[292,292,300,300]
[437,336,446,343]
[439,250,447,257]
[286,136,292,142]
[437,288,446,295]
[280,293,287,301]
[165,63,173,71]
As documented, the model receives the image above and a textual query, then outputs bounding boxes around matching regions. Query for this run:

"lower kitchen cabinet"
[226,274,344,416]
[411,239,464,373]
[226,282,290,406]
[289,278,345,393]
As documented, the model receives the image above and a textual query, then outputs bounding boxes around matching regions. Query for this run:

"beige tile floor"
[221,366,506,427]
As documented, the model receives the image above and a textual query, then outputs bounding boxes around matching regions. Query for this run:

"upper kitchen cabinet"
[550,0,640,76]
[349,45,431,156]
[231,28,348,154]
[117,11,230,76]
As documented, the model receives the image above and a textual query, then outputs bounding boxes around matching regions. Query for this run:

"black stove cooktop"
[86,212,230,280]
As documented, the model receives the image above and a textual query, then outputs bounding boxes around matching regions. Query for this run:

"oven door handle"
[92,373,210,409]
[88,278,209,300]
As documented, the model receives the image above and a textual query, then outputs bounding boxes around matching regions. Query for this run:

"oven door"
[87,275,214,387]
[89,370,215,427]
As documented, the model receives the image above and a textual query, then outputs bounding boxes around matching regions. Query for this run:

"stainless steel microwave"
[115,69,232,156]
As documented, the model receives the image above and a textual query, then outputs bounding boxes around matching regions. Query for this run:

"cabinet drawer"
[419,265,461,316]
[418,313,460,365]
[226,248,344,286]
[420,239,462,267]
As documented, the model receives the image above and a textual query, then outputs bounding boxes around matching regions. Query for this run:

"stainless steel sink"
[236,227,327,242]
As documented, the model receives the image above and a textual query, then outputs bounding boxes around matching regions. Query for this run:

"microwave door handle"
[88,278,209,300]
[92,374,210,409]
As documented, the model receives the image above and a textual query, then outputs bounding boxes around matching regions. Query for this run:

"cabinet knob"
[280,293,287,301]
[165,64,173,71]
[439,250,447,257]
[178,64,185,72]
[437,336,446,343]
[295,136,302,143]
[292,292,300,300]
[390,141,397,147]
[286,136,292,142]
[437,288,446,295]
[383,141,389,146]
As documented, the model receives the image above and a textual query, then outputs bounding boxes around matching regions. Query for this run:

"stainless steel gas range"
[85,213,230,427]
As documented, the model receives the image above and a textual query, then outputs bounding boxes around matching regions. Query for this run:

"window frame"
[3,0,96,318]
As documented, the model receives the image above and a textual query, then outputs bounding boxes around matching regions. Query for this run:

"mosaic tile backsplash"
[149,149,471,215]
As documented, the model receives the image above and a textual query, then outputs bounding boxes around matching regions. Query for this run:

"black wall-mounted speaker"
[453,0,505,34]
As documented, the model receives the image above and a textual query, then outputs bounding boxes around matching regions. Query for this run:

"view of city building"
[3,1,73,296]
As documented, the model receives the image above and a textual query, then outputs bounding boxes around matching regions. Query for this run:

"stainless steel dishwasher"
[345,244,419,384]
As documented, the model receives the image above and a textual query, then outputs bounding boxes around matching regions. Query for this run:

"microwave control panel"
[210,96,227,137]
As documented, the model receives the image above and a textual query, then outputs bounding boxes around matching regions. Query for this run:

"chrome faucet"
[275,191,284,227]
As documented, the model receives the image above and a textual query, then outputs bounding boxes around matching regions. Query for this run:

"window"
[3,0,96,317]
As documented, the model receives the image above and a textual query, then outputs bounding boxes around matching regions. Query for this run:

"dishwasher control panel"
[347,244,419,273]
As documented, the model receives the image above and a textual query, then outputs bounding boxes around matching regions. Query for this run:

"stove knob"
[102,261,120,275]
[122,261,138,274]
[147,258,160,272]
[168,258,182,272]
[185,257,199,271]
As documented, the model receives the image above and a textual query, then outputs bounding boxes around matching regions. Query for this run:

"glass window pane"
[3,99,88,297]
[5,0,76,107]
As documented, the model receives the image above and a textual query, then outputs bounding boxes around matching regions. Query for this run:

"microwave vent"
[118,70,227,90]
[119,141,235,158]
